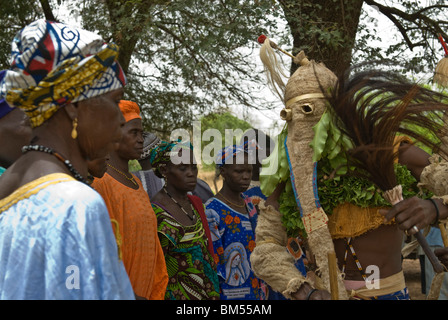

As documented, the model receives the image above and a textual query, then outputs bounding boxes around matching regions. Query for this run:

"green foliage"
[1,0,284,136]
[128,159,142,172]
[352,0,448,77]
[1,0,447,137]
[279,160,431,239]
[199,111,252,171]
[0,0,42,69]
[108,0,284,135]
[259,124,289,196]
[309,105,354,175]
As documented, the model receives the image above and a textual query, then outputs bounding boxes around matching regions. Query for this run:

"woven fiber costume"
[251,36,448,300]
[251,37,347,299]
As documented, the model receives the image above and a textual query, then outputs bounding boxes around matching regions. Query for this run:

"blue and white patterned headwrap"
[215,143,249,169]
[0,19,126,127]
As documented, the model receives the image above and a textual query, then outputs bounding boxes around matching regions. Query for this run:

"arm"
[251,182,330,300]
[398,142,430,180]
[381,146,448,235]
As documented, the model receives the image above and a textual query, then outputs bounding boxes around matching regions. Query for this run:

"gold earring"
[71,118,78,139]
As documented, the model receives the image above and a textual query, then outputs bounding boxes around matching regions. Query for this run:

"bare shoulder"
[0,155,64,200]
[398,143,430,180]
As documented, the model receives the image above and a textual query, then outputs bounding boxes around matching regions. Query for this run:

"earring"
[71,118,78,139]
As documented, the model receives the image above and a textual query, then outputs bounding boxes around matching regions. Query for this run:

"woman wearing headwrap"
[205,144,265,300]
[133,131,164,198]
[92,100,168,300]
[0,20,134,299]
[149,140,219,300]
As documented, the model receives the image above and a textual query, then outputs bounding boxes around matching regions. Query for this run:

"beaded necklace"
[21,145,90,185]
[163,187,196,221]
[217,192,245,208]
[342,237,378,299]
[107,163,138,186]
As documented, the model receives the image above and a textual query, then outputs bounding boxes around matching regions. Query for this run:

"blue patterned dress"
[205,196,265,300]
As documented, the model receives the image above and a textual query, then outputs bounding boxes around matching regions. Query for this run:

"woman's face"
[163,149,198,192]
[77,88,125,161]
[116,118,144,161]
[221,153,252,193]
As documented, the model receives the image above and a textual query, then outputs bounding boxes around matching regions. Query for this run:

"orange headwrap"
[119,100,142,122]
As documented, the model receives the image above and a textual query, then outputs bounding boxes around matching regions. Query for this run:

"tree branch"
[39,0,57,22]
[364,0,448,50]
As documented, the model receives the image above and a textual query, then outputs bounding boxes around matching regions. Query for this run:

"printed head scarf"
[119,100,141,123]
[140,132,161,160]
[0,19,126,128]
[149,140,193,178]
[215,141,255,168]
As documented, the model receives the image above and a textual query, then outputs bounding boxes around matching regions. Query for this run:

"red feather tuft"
[257,35,267,44]
[438,34,448,56]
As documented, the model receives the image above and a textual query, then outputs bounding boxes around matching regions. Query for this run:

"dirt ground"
[403,258,426,300]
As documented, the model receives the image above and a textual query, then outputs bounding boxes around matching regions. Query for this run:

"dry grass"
[403,258,426,300]
[198,166,222,194]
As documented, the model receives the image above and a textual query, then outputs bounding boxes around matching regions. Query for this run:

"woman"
[92,100,168,300]
[149,140,220,300]
[205,144,265,300]
[133,131,164,198]
[0,20,134,299]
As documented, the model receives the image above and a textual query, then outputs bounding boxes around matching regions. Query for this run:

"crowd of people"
[1,19,448,301]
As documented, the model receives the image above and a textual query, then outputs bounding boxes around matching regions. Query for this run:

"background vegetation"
[1,0,447,139]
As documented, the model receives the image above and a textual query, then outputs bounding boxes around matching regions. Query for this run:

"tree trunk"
[279,0,364,77]
[39,0,57,22]
[104,0,156,74]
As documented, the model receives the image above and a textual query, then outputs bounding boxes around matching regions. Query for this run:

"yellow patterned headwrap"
[0,20,126,128]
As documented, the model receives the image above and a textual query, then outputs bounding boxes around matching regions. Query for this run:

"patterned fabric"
[149,140,193,178]
[215,143,247,169]
[243,183,267,207]
[152,202,220,300]
[0,19,126,128]
[205,197,265,300]
[0,173,135,299]
[242,183,291,301]
[140,132,161,160]
[353,288,410,300]
[0,71,13,119]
